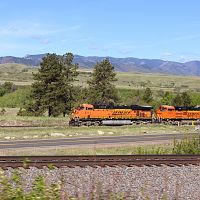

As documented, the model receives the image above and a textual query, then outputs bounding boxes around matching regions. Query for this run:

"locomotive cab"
[156,105,175,122]
[69,104,94,126]
[72,104,94,117]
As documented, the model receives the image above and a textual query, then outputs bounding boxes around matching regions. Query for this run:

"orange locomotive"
[69,104,153,126]
[155,105,200,122]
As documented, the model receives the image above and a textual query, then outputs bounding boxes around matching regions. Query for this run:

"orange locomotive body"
[69,104,152,126]
[156,105,200,121]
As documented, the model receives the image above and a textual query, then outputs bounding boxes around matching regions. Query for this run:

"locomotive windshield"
[77,104,94,110]
[77,106,84,110]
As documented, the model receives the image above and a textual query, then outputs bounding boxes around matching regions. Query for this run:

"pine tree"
[31,53,62,116]
[60,53,79,116]
[30,53,78,117]
[87,58,118,104]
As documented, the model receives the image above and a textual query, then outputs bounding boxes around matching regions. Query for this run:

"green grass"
[115,72,200,92]
[0,143,172,156]
[0,114,68,125]
[0,117,196,140]
[0,87,31,107]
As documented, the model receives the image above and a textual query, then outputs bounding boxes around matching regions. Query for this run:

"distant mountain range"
[0,54,200,76]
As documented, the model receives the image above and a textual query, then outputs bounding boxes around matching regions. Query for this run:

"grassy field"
[0,143,172,156]
[1,63,200,93]
[116,72,200,92]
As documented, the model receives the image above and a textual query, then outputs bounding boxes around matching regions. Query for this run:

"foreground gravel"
[5,165,200,199]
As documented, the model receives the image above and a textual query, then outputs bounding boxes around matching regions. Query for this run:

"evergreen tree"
[142,87,153,103]
[30,53,78,117]
[31,53,63,116]
[60,53,79,116]
[87,58,118,104]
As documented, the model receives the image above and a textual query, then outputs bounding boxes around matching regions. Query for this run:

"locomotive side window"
[77,106,84,110]
[86,107,93,110]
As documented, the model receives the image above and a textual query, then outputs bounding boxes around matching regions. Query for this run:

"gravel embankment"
[5,165,200,199]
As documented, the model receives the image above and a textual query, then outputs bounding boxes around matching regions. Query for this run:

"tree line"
[18,52,193,117]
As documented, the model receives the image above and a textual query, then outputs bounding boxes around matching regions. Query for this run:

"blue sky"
[1,0,200,62]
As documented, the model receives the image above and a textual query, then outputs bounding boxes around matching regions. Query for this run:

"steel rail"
[0,125,66,128]
[0,155,200,169]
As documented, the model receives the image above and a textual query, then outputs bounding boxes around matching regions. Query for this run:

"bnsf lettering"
[187,112,199,118]
[112,110,131,115]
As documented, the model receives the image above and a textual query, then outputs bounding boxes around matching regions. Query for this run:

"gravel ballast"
[5,165,200,199]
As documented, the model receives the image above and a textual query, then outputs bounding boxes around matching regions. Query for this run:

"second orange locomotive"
[156,105,200,122]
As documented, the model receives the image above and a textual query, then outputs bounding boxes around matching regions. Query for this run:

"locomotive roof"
[175,106,200,111]
[92,104,153,110]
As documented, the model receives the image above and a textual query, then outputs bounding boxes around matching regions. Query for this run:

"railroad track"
[0,125,66,128]
[0,155,200,169]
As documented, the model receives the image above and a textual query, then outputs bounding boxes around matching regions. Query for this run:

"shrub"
[0,108,6,115]
[173,135,200,154]
[0,87,6,97]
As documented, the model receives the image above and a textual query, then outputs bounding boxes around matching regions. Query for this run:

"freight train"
[69,104,200,126]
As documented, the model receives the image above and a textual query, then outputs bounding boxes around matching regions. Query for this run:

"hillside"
[1,54,200,76]
[1,63,200,94]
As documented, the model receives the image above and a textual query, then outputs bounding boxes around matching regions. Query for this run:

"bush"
[0,87,6,97]
[0,108,6,115]
[173,135,200,154]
